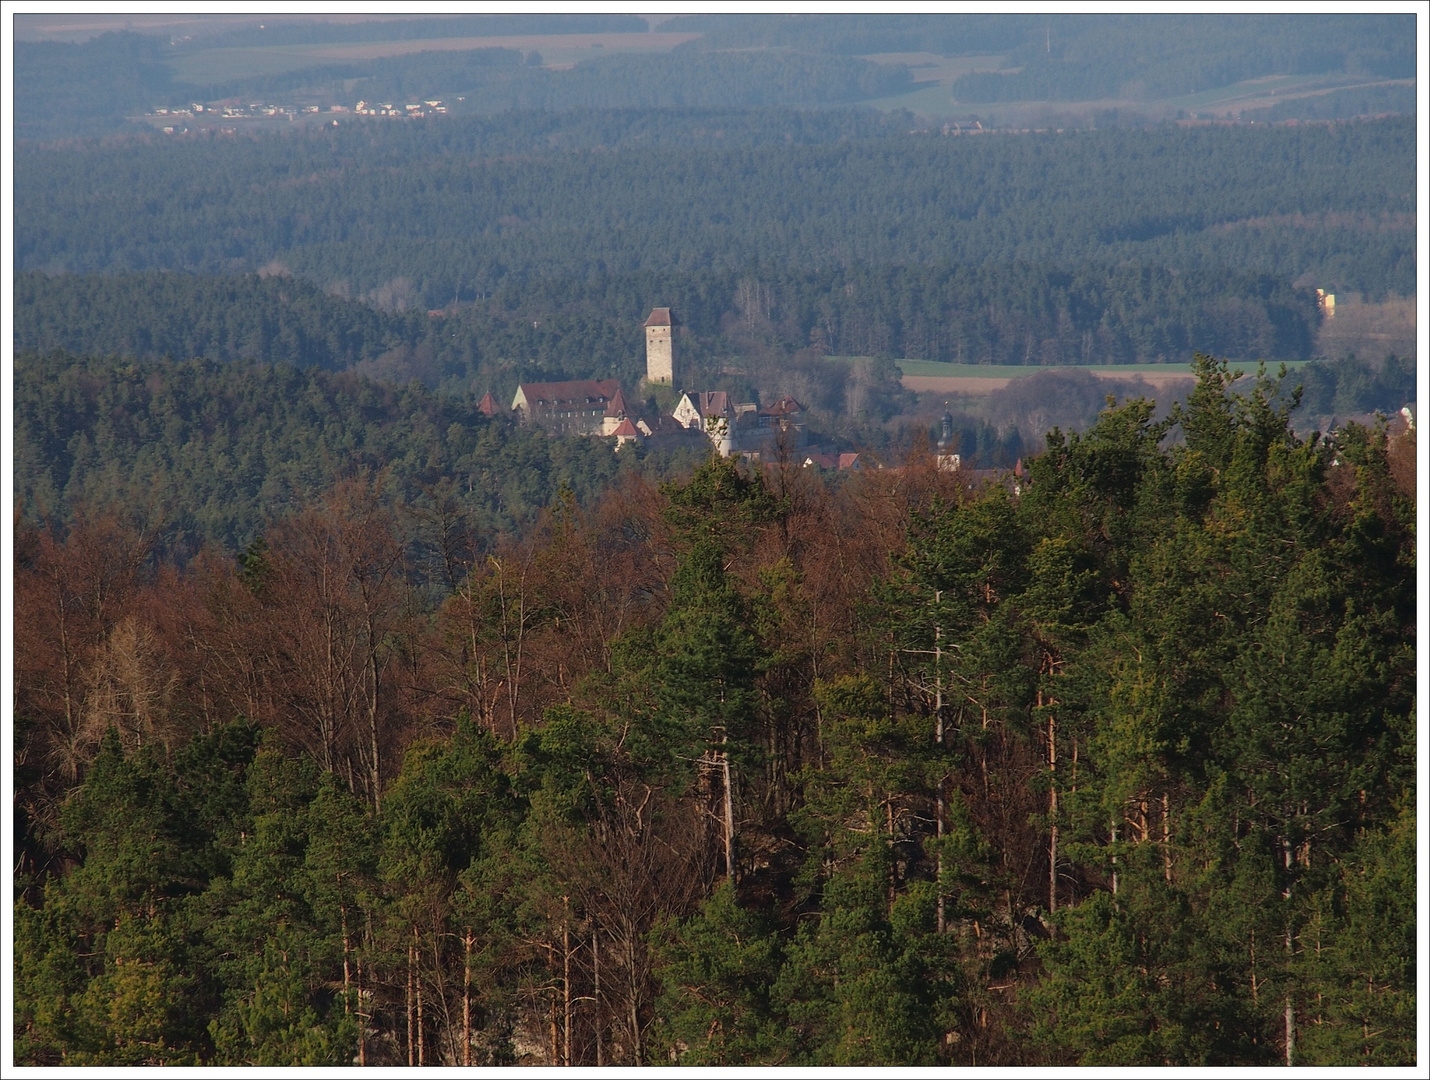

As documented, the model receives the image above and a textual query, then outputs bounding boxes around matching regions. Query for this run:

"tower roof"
[644,307,673,327]
[604,388,630,417]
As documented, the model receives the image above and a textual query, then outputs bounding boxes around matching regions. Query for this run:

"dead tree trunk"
[593,927,603,1067]
[462,929,474,1066]
[720,745,736,885]
[407,940,416,1067]
[563,899,572,1067]
[1044,690,1058,913]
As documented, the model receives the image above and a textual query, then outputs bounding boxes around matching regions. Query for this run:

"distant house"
[477,392,499,417]
[672,390,760,457]
[512,379,624,437]
[609,417,642,449]
[758,395,805,430]
[803,451,861,471]
[599,387,636,436]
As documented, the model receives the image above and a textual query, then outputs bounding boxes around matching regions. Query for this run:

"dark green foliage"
[1289,353,1417,423]
[16,261,1328,384]
[651,883,792,1064]
[12,32,175,140]
[1245,82,1419,123]
[13,272,422,370]
[14,358,1413,1065]
[12,351,649,556]
[13,724,262,1064]
[15,116,1414,303]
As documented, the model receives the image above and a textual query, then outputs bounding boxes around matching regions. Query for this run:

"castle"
[506,306,806,458]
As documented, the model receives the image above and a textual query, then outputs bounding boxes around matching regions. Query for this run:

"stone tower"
[644,307,674,385]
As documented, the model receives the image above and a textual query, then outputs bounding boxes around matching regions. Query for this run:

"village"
[139,97,452,133]
[485,307,884,474]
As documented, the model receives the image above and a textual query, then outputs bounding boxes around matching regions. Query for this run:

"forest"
[13,261,1325,378]
[15,116,1414,306]
[11,350,713,559]
[10,13,1419,1068]
[13,359,1416,1065]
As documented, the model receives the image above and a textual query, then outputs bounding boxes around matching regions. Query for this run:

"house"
[477,392,499,417]
[672,390,761,457]
[511,379,624,436]
[802,451,862,471]
[758,395,805,429]
[609,417,642,449]
[599,387,635,436]
[754,396,808,452]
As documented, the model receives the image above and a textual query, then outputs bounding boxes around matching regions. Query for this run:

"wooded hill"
[12,351,713,559]
[14,359,1416,1065]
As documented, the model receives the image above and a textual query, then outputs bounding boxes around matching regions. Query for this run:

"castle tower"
[644,307,674,385]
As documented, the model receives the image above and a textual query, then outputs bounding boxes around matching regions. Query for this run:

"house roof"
[514,379,623,409]
[604,388,630,417]
[697,390,731,416]
[760,395,805,418]
[838,452,861,470]
[644,307,673,327]
[477,391,498,417]
[610,418,641,438]
[803,453,838,470]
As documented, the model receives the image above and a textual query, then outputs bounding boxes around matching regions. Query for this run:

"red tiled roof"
[838,453,861,470]
[644,307,673,327]
[517,379,623,407]
[605,388,630,417]
[610,418,640,437]
[477,391,498,416]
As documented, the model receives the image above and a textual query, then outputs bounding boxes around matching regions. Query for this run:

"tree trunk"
[340,897,352,1015]
[1285,994,1296,1067]
[625,929,642,1064]
[1161,791,1172,882]
[934,622,945,933]
[1046,691,1058,913]
[415,928,425,1066]
[463,930,473,1066]
[720,744,735,885]
[366,642,382,811]
[563,900,572,1067]
[593,928,603,1067]
[407,940,416,1067]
